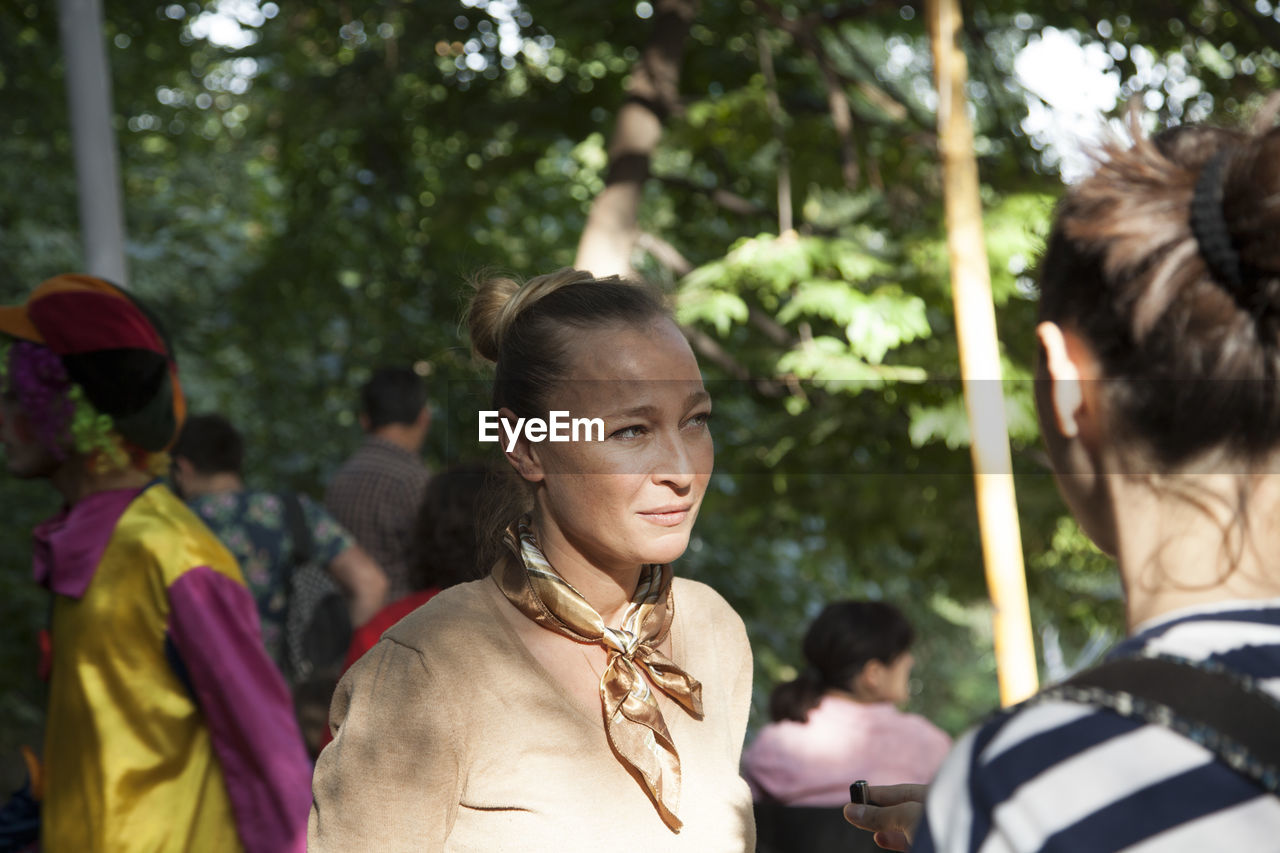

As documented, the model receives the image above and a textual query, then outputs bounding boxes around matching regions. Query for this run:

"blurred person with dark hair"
[847,108,1280,851]
[342,462,491,671]
[0,275,310,853]
[170,413,388,672]
[743,601,950,808]
[325,365,431,601]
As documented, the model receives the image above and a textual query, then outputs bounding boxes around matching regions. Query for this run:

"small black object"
[849,780,869,805]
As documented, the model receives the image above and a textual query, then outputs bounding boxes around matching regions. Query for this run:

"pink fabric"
[32,485,145,598]
[741,694,952,807]
[167,566,312,853]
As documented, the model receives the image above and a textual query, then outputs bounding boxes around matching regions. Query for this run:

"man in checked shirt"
[325,366,431,603]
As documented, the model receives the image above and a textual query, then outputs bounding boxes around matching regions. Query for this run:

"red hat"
[0,274,186,451]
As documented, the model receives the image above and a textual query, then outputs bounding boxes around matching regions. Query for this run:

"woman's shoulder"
[925,688,1280,850]
[672,576,750,653]
[380,578,499,653]
[672,576,740,619]
[918,697,1210,851]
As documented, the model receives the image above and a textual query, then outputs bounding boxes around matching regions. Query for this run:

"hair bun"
[466,275,522,363]
[1220,124,1280,300]
[465,268,601,363]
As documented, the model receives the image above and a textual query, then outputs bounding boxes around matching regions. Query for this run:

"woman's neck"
[1109,469,1280,631]
[827,687,886,705]
[530,512,642,628]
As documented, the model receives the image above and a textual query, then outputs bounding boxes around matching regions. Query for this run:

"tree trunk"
[927,0,1038,706]
[756,28,793,233]
[574,0,697,278]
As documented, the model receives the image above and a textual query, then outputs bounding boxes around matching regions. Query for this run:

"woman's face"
[882,650,914,705]
[514,317,713,572]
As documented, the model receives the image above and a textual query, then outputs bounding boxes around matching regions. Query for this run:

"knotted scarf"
[496,517,704,831]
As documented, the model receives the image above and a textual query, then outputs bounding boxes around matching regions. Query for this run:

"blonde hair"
[467,268,600,363]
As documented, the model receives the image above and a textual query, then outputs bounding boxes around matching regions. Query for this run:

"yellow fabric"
[42,486,245,853]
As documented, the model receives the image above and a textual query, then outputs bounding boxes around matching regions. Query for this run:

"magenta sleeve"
[167,565,312,853]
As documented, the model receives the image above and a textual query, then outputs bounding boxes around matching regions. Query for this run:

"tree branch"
[758,2,860,190]
[748,305,794,346]
[653,174,769,217]
[828,33,936,130]
[680,325,789,397]
[639,232,800,357]
[756,27,794,232]
[636,231,694,276]
[575,0,698,277]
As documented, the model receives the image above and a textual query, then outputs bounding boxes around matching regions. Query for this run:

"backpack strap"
[1039,655,1280,792]
[281,491,314,582]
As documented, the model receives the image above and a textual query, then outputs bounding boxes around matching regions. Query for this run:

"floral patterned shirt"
[187,490,354,669]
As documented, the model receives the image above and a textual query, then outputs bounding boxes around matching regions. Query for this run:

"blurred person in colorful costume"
[0,274,311,852]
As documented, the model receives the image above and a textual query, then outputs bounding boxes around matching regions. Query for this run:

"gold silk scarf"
[496,517,704,831]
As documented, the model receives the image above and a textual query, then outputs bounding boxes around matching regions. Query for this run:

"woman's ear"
[1036,322,1105,448]
[854,659,886,697]
[1037,322,1082,439]
[1035,322,1118,555]
[501,407,545,483]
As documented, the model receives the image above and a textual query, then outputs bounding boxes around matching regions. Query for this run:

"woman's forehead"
[553,378,708,415]
[547,321,705,412]
[561,319,702,383]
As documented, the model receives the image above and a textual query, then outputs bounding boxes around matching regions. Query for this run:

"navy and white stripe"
[915,599,1280,852]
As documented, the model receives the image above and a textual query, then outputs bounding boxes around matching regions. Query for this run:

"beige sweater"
[309,575,755,852]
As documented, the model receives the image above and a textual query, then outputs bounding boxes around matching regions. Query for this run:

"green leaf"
[675,287,748,335]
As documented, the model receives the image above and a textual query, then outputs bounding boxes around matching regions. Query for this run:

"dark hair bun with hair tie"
[1037,113,1280,470]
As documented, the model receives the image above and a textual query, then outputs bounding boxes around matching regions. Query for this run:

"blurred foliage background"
[2,0,1278,788]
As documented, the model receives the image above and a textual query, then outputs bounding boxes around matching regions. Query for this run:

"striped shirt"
[915,598,1280,852]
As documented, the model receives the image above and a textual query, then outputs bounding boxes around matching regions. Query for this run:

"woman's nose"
[652,433,696,489]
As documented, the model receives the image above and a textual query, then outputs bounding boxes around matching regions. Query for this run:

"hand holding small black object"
[849,780,870,805]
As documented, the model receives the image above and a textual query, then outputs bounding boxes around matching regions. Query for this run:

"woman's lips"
[638,506,692,527]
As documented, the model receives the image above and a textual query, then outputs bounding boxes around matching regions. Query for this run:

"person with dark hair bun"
[743,602,950,808]
[310,269,755,850]
[847,105,1280,852]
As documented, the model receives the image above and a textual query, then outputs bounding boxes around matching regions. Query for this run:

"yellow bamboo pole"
[927,0,1038,706]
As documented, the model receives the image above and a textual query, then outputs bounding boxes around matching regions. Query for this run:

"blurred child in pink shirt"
[742,601,951,806]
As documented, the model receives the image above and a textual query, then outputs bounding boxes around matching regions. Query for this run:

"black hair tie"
[1189,149,1245,295]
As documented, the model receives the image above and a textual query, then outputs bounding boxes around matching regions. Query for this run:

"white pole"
[57,0,128,286]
